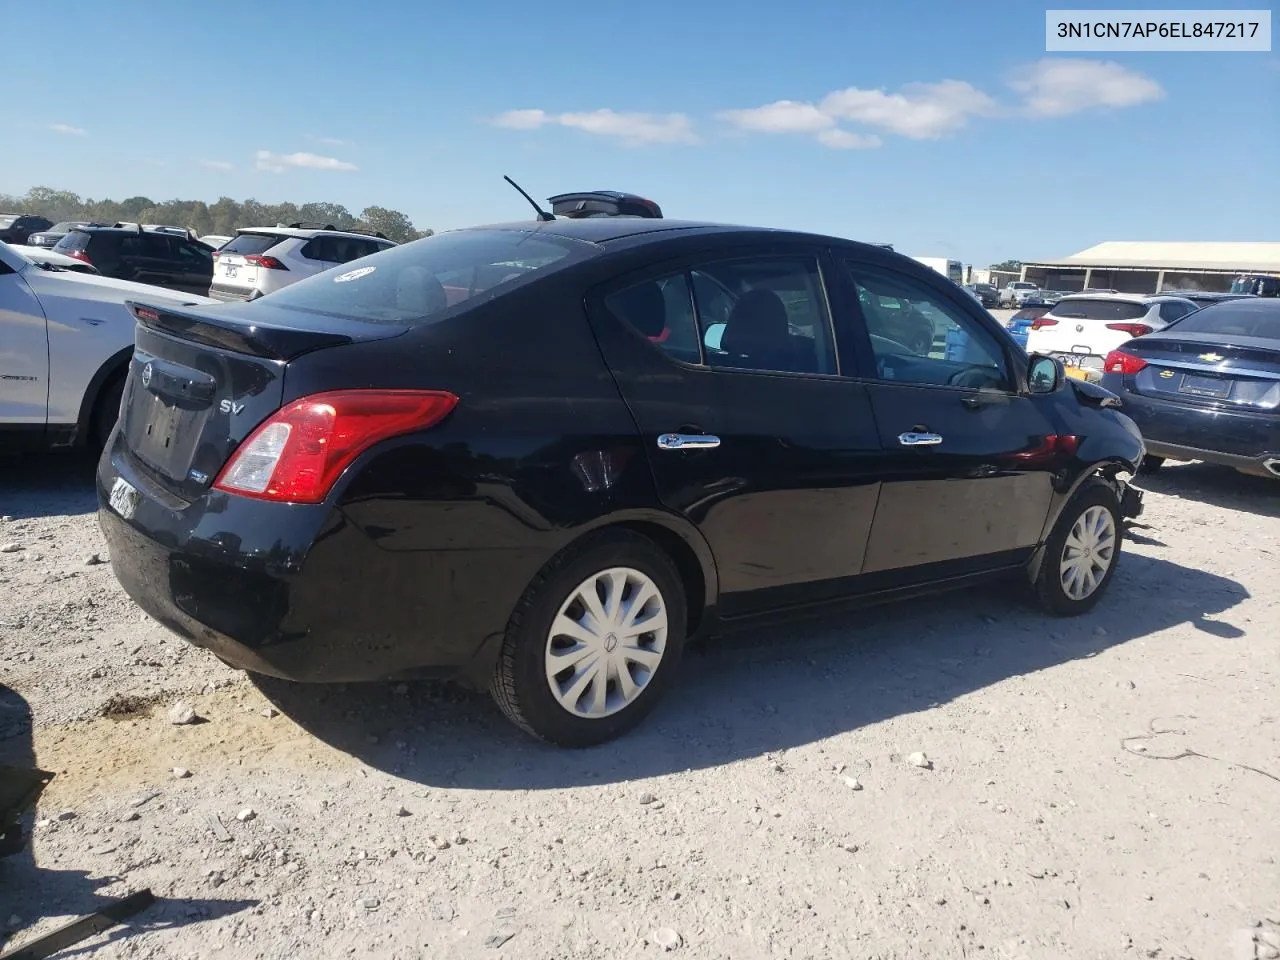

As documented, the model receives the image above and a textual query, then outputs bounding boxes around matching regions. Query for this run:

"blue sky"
[1,0,1276,266]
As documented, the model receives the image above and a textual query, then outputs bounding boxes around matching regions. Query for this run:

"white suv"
[208,224,396,302]
[1024,293,1200,378]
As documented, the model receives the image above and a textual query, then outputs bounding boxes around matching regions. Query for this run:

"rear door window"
[140,234,173,259]
[259,229,584,326]
[1048,299,1147,322]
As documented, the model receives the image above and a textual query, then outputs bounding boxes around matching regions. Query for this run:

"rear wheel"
[1031,480,1123,616]
[91,374,126,451]
[491,530,686,747]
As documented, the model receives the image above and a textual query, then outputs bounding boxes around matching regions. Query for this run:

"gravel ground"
[2,452,1279,960]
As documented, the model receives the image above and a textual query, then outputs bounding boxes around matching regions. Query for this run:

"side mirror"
[1027,354,1064,394]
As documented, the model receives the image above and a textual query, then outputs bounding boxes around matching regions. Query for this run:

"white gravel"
[2,451,1279,959]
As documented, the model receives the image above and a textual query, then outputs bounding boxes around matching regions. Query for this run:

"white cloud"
[254,150,358,173]
[48,123,86,136]
[1009,58,1164,117]
[820,80,998,139]
[200,159,234,171]
[491,108,697,146]
[719,80,994,148]
[718,100,834,134]
[816,128,882,150]
[310,135,350,146]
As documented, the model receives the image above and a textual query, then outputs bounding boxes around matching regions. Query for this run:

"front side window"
[845,261,1011,391]
[260,229,583,326]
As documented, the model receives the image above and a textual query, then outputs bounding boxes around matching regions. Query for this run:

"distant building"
[1019,242,1280,294]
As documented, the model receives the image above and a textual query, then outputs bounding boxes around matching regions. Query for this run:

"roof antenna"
[504,175,555,222]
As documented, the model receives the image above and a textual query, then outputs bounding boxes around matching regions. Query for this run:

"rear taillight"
[66,250,92,265]
[1030,318,1058,331]
[244,255,287,270]
[1104,350,1148,375]
[213,389,459,504]
[1106,323,1154,337]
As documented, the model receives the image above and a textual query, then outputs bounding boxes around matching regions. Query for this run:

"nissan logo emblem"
[141,362,153,387]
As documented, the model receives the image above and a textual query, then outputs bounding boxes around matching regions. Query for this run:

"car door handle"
[898,432,943,447]
[657,433,721,451]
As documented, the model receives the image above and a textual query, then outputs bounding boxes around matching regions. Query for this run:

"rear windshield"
[259,229,584,326]
[1170,302,1280,339]
[1011,305,1051,321]
[1048,298,1146,321]
[53,231,92,252]
[0,216,16,228]
[222,232,286,256]
[50,222,83,232]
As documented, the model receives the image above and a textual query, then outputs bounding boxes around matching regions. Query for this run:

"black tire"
[91,374,126,451]
[1031,479,1123,617]
[491,529,687,747]
[1138,455,1165,474]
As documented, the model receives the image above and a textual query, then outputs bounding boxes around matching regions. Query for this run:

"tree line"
[0,186,431,244]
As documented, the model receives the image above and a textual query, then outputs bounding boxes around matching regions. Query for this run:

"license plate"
[223,264,238,278]
[107,476,141,520]
[1178,373,1231,399]
[1060,354,1087,368]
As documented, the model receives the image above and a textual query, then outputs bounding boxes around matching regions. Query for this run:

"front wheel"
[1031,480,1123,616]
[491,530,686,747]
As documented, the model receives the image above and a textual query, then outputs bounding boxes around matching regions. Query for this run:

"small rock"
[483,931,516,949]
[236,808,256,823]
[84,553,105,566]
[935,896,947,906]
[1119,680,1136,690]
[906,752,933,770]
[55,811,77,822]
[843,776,863,791]
[395,805,411,817]
[650,927,682,951]
[430,902,455,922]
[359,897,380,911]
[120,811,140,823]
[1,543,23,554]
[260,706,279,719]
[429,835,451,850]
[167,701,198,725]
[173,767,191,779]
[638,792,658,805]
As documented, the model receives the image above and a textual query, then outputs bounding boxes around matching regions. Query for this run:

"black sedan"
[97,218,1146,746]
[1100,297,1280,479]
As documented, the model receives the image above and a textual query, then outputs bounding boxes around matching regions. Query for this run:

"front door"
[587,250,883,618]
[839,257,1060,576]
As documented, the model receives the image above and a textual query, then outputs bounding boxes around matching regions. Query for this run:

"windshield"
[1048,298,1146,321]
[0,216,17,228]
[259,228,586,326]
[50,221,84,232]
[1170,301,1280,339]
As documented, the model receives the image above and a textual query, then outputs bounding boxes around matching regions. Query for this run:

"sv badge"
[219,399,246,415]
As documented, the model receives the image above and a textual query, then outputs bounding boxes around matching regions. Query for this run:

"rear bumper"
[1102,376,1279,477]
[96,447,527,682]
[207,283,257,303]
[1143,440,1280,478]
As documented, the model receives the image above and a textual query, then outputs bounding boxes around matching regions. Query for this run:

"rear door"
[172,239,215,294]
[839,257,1060,576]
[587,247,884,618]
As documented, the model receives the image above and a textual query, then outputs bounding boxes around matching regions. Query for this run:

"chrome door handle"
[657,433,721,451]
[898,432,943,447]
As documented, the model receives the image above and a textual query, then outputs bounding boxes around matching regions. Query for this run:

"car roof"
[233,225,394,241]
[455,217,894,251]
[1054,292,1191,304]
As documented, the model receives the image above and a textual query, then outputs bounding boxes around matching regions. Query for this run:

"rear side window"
[260,230,582,326]
[140,234,173,257]
[1170,302,1280,339]
[1049,299,1146,321]
[222,233,286,256]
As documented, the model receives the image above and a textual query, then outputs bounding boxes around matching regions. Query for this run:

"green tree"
[990,259,1022,272]
[359,206,425,243]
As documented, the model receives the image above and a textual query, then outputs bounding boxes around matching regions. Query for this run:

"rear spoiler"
[126,300,353,361]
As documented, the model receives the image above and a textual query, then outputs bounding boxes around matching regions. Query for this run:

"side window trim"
[840,257,1022,395]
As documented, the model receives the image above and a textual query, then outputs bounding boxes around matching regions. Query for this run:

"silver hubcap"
[1059,505,1117,601]
[545,567,668,719]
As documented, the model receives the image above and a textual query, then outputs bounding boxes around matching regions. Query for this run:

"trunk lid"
[120,300,410,501]
[1127,333,1280,413]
